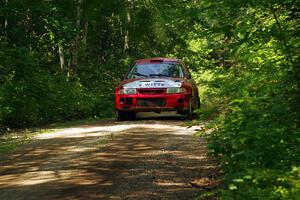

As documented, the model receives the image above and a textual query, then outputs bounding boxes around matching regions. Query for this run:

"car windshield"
[127,62,184,79]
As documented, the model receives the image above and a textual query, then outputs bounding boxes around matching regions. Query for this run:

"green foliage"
[0,130,36,154]
[0,1,299,198]
[187,0,300,199]
[0,44,114,128]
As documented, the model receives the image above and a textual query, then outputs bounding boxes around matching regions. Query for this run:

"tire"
[183,98,200,120]
[191,96,200,119]
[117,111,136,121]
[184,98,193,120]
[117,111,127,121]
[196,96,201,109]
[127,112,136,120]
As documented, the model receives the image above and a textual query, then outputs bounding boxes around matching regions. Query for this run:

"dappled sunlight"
[0,168,114,188]
[155,179,187,186]
[0,171,57,186]
[0,120,217,200]
[36,121,198,140]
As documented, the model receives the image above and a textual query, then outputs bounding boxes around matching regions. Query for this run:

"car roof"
[135,57,180,64]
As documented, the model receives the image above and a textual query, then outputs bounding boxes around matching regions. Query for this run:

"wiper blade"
[149,74,171,77]
[132,72,149,77]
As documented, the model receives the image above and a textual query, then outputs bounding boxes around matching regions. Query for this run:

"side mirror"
[187,73,192,79]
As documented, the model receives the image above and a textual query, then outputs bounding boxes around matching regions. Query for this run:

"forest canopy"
[0,0,299,199]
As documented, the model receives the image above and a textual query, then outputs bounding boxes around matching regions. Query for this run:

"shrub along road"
[0,114,219,200]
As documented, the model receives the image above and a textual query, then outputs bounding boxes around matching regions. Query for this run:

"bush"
[205,67,300,199]
[0,46,114,128]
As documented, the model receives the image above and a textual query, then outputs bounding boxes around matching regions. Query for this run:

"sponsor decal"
[124,79,181,88]
[143,82,165,87]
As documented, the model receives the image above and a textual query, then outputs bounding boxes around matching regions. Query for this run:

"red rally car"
[114,57,200,121]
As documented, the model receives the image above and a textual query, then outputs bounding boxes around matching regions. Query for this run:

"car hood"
[121,78,184,89]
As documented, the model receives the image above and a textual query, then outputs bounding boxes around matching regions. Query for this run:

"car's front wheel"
[183,98,199,120]
[117,111,136,121]
[196,96,201,109]
[182,99,193,120]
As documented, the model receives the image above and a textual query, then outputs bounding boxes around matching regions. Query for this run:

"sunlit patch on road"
[0,119,216,200]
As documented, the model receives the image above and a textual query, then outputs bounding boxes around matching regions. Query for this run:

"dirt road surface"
[0,114,218,200]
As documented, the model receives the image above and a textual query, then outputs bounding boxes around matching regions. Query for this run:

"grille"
[136,98,166,107]
[138,89,165,95]
[124,97,132,105]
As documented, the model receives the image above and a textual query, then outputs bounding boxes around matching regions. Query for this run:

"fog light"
[119,98,126,104]
[177,98,184,104]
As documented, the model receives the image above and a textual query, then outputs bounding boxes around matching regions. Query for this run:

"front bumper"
[115,91,190,112]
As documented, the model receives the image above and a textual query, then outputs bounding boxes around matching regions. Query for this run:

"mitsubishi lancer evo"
[114,57,200,121]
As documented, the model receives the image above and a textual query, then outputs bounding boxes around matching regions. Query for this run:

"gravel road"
[0,114,218,200]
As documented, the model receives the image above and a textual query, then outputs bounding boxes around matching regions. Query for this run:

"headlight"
[166,87,186,94]
[118,88,137,94]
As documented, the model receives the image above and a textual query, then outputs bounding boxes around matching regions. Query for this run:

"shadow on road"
[0,117,217,200]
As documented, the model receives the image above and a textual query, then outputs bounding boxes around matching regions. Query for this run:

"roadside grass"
[0,117,113,154]
[0,130,38,154]
[184,69,224,128]
[196,190,220,200]
[184,98,221,129]
[190,69,225,200]
[43,117,114,129]
[96,133,115,146]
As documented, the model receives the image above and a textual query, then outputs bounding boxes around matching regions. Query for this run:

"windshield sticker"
[140,82,165,87]
[124,79,181,89]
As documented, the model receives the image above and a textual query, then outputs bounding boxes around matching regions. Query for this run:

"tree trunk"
[124,0,132,54]
[58,45,65,74]
[4,0,8,30]
[82,20,88,46]
[70,0,83,76]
